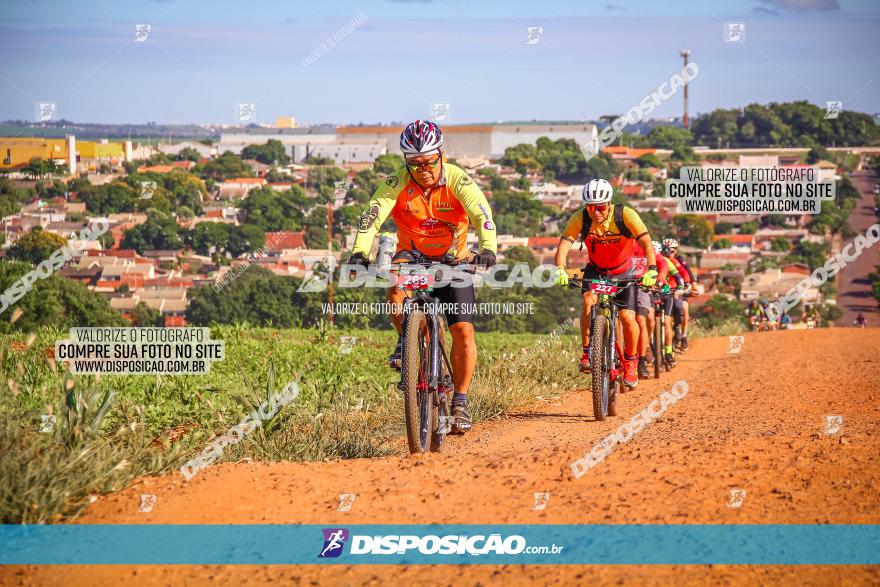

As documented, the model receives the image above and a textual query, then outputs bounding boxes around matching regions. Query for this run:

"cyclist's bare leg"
[636,314,648,356]
[664,314,674,348]
[449,322,476,395]
[681,300,689,335]
[618,308,639,356]
[581,291,597,346]
[386,286,405,334]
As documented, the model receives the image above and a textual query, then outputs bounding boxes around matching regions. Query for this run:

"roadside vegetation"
[0,326,585,523]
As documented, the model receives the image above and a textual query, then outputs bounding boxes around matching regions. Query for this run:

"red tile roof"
[265,231,306,250]
[527,237,559,247]
[713,234,755,244]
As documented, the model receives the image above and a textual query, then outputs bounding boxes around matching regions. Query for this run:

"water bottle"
[376,233,397,270]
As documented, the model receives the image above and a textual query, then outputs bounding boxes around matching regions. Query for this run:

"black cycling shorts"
[636,290,651,318]
[672,297,685,319]
[391,250,475,326]
[580,264,638,313]
[662,295,675,316]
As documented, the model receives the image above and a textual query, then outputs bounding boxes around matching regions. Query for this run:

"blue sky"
[1,0,878,125]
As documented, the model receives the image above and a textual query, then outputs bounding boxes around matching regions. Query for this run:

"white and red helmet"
[400,120,444,156]
[581,178,614,204]
[662,237,679,249]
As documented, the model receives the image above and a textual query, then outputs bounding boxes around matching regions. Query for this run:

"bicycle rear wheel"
[430,323,451,452]
[589,313,611,421]
[653,310,663,379]
[401,309,433,453]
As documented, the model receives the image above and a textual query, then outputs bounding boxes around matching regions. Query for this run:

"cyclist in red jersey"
[663,238,695,350]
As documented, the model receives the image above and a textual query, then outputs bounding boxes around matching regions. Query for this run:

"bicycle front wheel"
[401,309,432,453]
[589,313,611,421]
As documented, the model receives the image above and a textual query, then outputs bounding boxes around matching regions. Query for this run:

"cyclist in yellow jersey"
[346,120,497,433]
[553,179,657,388]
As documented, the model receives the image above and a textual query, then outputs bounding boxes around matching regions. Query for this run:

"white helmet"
[652,240,663,253]
[581,178,614,204]
[662,237,679,249]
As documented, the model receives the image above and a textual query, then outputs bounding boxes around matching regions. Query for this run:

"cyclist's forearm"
[555,239,573,266]
[637,233,656,267]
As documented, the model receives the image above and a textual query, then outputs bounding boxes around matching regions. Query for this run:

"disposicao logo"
[318,528,349,558]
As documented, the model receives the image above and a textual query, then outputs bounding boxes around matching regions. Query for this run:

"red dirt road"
[836,170,880,326]
[4,329,880,586]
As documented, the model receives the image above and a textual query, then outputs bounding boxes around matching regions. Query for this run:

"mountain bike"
[569,274,640,421]
[395,253,475,454]
[650,289,673,378]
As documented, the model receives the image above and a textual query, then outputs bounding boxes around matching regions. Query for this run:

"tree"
[0,261,126,333]
[121,210,184,253]
[739,221,759,234]
[770,237,792,252]
[241,140,289,165]
[197,151,253,180]
[645,126,692,149]
[374,154,404,175]
[177,147,202,162]
[639,210,672,242]
[129,302,163,327]
[501,245,538,269]
[806,146,831,164]
[635,153,662,168]
[713,238,733,250]
[0,178,33,218]
[693,295,746,330]
[78,181,137,215]
[241,185,307,231]
[228,224,266,257]
[190,222,231,256]
[489,190,551,237]
[8,228,68,264]
[22,158,63,179]
[672,215,714,249]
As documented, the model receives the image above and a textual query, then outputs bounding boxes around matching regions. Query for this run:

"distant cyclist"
[662,238,694,350]
[553,178,657,388]
[346,120,497,433]
[855,313,867,328]
[801,304,821,328]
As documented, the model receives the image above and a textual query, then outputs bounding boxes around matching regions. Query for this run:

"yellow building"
[0,136,126,174]
[0,137,68,169]
[274,116,297,129]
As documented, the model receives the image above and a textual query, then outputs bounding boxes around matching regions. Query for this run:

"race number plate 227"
[589,281,619,295]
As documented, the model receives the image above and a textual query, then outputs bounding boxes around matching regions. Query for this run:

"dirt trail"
[5,329,880,586]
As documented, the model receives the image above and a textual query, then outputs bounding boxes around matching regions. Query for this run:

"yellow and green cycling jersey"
[351,162,497,260]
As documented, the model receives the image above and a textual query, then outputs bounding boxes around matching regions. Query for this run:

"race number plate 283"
[589,281,619,295]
